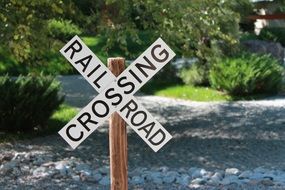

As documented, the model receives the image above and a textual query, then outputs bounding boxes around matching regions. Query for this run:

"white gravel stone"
[191,168,207,179]
[209,172,223,184]
[72,175,80,181]
[254,167,268,174]
[249,172,264,180]
[153,177,163,184]
[239,170,253,179]
[188,167,198,175]
[131,176,144,185]
[149,172,163,184]
[221,175,239,185]
[32,167,48,177]
[259,178,274,186]
[176,174,191,186]
[99,176,110,186]
[55,162,70,176]
[162,171,178,184]
[98,166,110,175]
[191,177,206,185]
[0,161,18,174]
[75,163,90,172]
[93,173,102,182]
[225,168,240,175]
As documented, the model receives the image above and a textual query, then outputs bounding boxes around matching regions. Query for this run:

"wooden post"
[108,57,128,190]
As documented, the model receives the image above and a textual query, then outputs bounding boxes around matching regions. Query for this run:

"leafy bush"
[240,32,259,41]
[209,53,284,95]
[0,74,64,132]
[47,19,82,40]
[259,27,285,46]
[180,64,209,86]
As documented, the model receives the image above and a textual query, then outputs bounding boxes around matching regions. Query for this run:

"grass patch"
[154,85,232,101]
[46,104,78,133]
[0,104,78,143]
[142,84,274,102]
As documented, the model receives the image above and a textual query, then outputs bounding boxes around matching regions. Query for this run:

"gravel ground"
[0,75,284,189]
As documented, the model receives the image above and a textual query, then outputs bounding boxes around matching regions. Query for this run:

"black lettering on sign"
[120,99,138,118]
[66,124,84,142]
[138,122,155,139]
[129,69,142,84]
[93,71,107,89]
[92,100,109,118]
[64,39,82,59]
[149,129,166,146]
[105,88,122,106]
[87,64,101,77]
[75,55,92,72]
[77,112,98,132]
[135,56,156,78]
[151,44,169,63]
[117,76,135,94]
[131,111,147,126]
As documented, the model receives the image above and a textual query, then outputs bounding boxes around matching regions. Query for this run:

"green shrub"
[0,74,64,132]
[209,53,284,95]
[240,32,259,41]
[259,27,285,46]
[180,64,209,86]
[47,19,82,40]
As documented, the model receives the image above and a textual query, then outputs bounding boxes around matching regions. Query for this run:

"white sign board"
[58,35,175,152]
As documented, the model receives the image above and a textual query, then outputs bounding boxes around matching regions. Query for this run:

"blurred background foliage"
[0,0,284,95]
[0,0,243,67]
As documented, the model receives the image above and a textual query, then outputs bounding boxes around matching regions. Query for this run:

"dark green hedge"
[210,53,284,95]
[0,74,64,132]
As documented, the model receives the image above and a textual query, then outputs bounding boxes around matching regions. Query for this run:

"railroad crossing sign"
[58,36,175,152]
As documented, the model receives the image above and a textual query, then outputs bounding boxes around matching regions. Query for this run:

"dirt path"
[1,75,285,189]
[56,75,285,170]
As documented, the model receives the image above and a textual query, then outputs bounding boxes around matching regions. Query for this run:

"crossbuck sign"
[58,36,175,152]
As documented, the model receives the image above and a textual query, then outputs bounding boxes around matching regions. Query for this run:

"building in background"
[250,0,285,34]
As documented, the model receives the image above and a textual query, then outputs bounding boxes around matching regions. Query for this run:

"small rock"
[34,156,50,166]
[129,167,144,176]
[163,171,178,184]
[93,173,102,182]
[188,167,198,175]
[0,161,18,174]
[75,163,90,172]
[159,166,169,173]
[191,168,207,179]
[221,175,239,185]
[55,162,69,176]
[72,175,80,181]
[259,179,274,186]
[191,178,206,185]
[239,170,253,179]
[176,174,190,186]
[150,171,162,180]
[153,177,163,184]
[80,170,92,181]
[98,166,110,175]
[0,153,14,162]
[147,172,163,184]
[130,176,144,185]
[225,168,240,175]
[210,172,223,184]
[249,172,264,180]
[99,176,110,186]
[32,167,48,177]
[254,167,268,174]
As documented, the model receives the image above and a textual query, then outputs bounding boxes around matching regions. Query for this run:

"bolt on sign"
[58,35,175,152]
